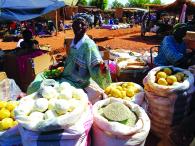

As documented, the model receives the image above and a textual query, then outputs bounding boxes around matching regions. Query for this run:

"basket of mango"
[104,82,144,105]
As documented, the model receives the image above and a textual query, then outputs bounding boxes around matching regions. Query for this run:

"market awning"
[0,0,78,21]
[145,0,195,14]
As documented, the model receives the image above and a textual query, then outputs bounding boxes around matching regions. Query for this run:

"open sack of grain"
[92,98,150,146]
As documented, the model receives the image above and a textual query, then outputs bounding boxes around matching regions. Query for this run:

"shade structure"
[145,0,195,15]
[0,0,78,21]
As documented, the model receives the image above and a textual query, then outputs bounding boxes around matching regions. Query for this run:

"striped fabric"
[63,35,111,89]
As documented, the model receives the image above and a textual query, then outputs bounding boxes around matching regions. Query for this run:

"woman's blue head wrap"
[73,13,92,26]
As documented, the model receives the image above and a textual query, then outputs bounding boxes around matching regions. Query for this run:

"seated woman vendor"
[27,13,111,103]
[154,23,194,68]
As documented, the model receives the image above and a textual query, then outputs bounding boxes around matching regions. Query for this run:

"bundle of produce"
[0,100,21,146]
[18,104,93,146]
[15,81,89,132]
[92,98,150,146]
[15,81,93,146]
[104,82,144,105]
[43,66,64,79]
[143,66,195,137]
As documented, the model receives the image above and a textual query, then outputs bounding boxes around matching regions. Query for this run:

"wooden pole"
[55,10,58,36]
[63,7,65,33]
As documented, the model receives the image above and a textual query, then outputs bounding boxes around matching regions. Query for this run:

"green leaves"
[111,0,124,9]
[151,0,161,4]
[77,0,88,6]
[128,0,161,8]
[128,0,150,8]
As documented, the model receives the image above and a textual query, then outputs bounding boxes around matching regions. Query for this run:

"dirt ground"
[0,26,162,53]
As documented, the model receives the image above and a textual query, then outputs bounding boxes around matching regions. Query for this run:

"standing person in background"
[9,21,17,34]
[94,11,99,27]
[98,12,103,27]
[48,19,56,35]
[88,10,94,29]
[59,20,65,32]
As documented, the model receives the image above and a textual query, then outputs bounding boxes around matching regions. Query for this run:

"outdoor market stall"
[1,1,195,146]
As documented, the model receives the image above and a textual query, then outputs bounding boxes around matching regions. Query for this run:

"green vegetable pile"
[43,67,64,79]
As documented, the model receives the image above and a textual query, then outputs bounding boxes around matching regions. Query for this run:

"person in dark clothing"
[17,29,39,55]
[94,11,99,27]
[48,20,56,34]
[20,29,34,50]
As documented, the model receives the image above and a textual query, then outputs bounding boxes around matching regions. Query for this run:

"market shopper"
[27,13,111,103]
[154,23,194,68]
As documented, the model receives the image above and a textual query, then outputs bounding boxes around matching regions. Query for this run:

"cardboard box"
[32,53,53,75]
[98,46,110,60]
[4,53,53,92]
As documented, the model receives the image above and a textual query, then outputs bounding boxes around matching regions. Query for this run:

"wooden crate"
[185,31,195,51]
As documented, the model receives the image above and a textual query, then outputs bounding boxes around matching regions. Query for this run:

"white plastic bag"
[84,80,104,105]
[0,78,21,101]
[92,98,150,146]
[19,104,93,146]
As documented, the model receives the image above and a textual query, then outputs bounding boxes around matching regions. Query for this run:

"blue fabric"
[154,35,186,66]
[0,0,65,21]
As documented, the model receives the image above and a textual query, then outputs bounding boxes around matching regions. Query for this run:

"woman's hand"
[100,61,108,74]
[49,61,64,70]
[17,92,27,100]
